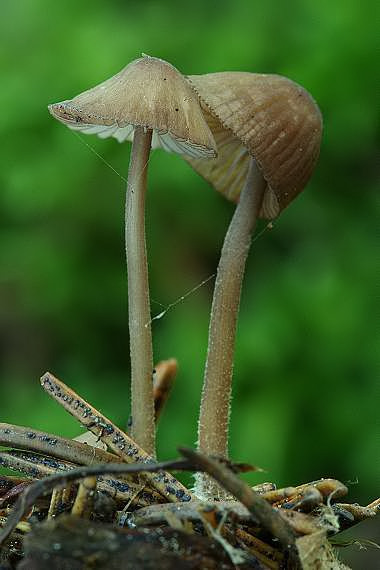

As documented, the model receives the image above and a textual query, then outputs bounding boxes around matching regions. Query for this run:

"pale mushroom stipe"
[186,72,322,499]
[49,55,217,456]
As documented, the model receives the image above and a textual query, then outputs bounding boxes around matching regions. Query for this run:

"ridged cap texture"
[186,72,322,218]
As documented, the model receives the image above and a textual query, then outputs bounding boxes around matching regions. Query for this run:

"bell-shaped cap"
[186,72,322,218]
[48,56,217,159]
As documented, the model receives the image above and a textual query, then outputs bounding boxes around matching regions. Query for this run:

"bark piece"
[18,515,261,569]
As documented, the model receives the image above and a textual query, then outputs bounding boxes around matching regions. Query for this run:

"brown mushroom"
[186,71,322,498]
[48,55,216,456]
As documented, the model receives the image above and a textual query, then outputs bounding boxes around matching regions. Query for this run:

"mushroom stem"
[126,126,155,456]
[196,157,266,499]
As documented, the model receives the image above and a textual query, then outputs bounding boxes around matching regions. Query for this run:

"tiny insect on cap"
[48,55,217,159]
[186,72,323,219]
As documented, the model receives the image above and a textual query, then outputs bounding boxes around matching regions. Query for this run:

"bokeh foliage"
[0,0,378,526]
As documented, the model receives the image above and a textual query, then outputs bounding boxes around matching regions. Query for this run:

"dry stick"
[48,488,65,519]
[278,510,320,536]
[0,457,191,545]
[62,478,74,505]
[236,528,282,570]
[126,358,178,431]
[261,488,297,504]
[252,482,276,495]
[293,478,348,500]
[128,488,329,530]
[126,127,155,456]
[129,500,257,527]
[0,450,156,507]
[60,486,73,505]
[0,449,73,519]
[0,476,30,493]
[197,158,266,499]
[153,359,178,423]
[260,479,347,507]
[0,517,30,534]
[0,450,75,479]
[367,497,380,510]
[236,528,283,561]
[334,501,380,522]
[0,422,163,504]
[0,449,324,549]
[0,422,120,466]
[129,484,282,527]
[0,481,32,509]
[40,372,193,503]
[282,487,323,513]
[71,476,97,518]
[180,448,297,559]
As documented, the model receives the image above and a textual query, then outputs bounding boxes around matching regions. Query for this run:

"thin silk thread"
[70,131,275,325]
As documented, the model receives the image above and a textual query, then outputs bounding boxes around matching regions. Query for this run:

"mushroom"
[48,55,216,456]
[185,72,322,498]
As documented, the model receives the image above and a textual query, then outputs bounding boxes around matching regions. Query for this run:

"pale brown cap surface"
[48,56,217,159]
[186,72,322,218]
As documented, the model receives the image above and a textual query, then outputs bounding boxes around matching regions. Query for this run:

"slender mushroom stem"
[126,126,155,456]
[196,157,266,498]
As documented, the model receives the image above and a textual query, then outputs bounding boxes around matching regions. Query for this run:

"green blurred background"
[0,0,378,562]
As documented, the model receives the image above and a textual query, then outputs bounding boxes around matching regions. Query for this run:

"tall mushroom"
[48,55,216,456]
[186,72,322,498]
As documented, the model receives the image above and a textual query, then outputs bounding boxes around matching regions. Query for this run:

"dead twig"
[251,482,276,494]
[261,479,347,508]
[128,500,256,527]
[0,456,191,545]
[0,475,30,492]
[0,516,31,534]
[366,497,380,510]
[0,449,162,507]
[0,422,120,466]
[40,372,193,503]
[0,449,71,479]
[153,358,178,423]
[179,448,298,562]
[71,476,97,518]
[277,509,321,535]
[261,487,297,504]
[48,487,66,519]
[0,480,33,508]
[236,528,283,569]
[280,486,323,513]
[0,423,166,506]
[0,451,273,546]
[332,499,380,530]
[294,479,348,501]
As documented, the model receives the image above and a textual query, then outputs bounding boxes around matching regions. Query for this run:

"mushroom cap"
[186,72,322,218]
[48,56,217,159]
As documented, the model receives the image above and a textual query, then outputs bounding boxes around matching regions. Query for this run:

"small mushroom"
[49,55,217,456]
[186,71,322,498]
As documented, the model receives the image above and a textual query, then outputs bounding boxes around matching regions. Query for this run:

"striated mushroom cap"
[186,72,322,218]
[48,56,217,159]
